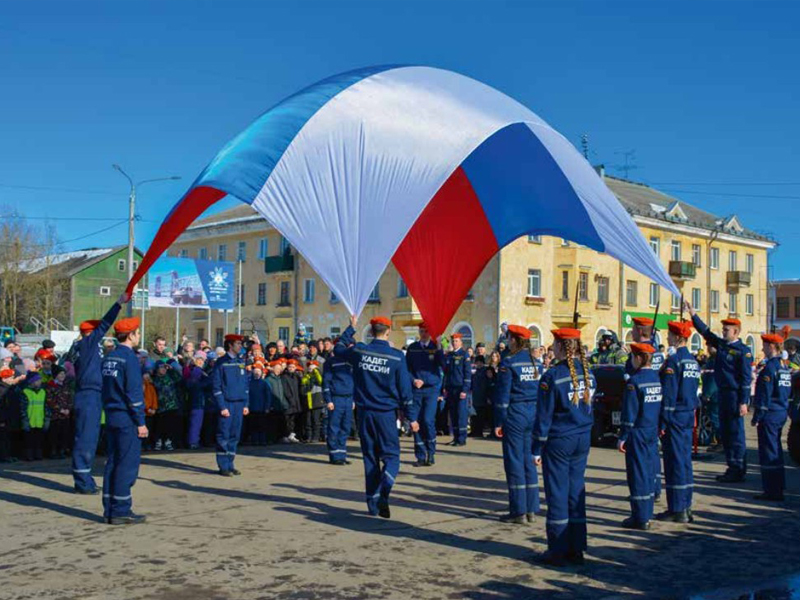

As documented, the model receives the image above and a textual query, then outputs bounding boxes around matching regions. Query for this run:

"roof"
[185,177,773,243]
[16,246,142,277]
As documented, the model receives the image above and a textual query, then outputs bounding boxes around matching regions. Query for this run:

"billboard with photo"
[147,257,235,310]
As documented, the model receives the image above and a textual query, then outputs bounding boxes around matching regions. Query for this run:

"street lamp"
[112,164,181,315]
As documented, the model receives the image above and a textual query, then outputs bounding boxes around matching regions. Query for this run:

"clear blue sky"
[1,1,798,277]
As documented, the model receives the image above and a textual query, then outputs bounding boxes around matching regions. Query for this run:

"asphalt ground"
[1,426,798,600]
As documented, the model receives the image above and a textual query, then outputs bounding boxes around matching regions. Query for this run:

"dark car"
[590,364,626,447]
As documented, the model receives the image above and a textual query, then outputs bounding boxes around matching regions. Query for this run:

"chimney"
[594,164,605,178]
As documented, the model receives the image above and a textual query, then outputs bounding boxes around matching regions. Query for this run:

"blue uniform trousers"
[446,388,468,444]
[757,411,787,497]
[358,409,400,515]
[102,411,141,519]
[663,411,695,513]
[719,389,747,475]
[327,395,353,462]
[215,401,244,472]
[625,428,657,524]
[502,402,539,516]
[653,441,662,501]
[542,432,590,557]
[72,389,102,492]
[413,387,439,462]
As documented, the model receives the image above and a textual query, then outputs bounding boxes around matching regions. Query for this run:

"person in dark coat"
[282,359,303,443]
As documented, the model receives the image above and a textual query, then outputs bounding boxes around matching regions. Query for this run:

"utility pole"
[112,165,181,316]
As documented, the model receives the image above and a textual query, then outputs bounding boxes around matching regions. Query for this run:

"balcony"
[264,254,294,274]
[726,271,751,288]
[669,260,696,281]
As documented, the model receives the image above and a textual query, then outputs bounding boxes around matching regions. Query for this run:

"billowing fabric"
[129,66,679,336]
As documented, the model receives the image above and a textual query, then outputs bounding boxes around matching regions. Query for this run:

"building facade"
[772,280,800,344]
[162,175,776,354]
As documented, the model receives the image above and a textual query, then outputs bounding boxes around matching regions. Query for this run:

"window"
[671,294,680,311]
[258,238,268,260]
[217,244,227,262]
[330,326,341,337]
[745,335,756,356]
[237,241,246,262]
[626,280,638,306]
[117,259,126,271]
[597,276,609,305]
[528,235,542,244]
[650,236,660,256]
[368,283,380,303]
[710,247,719,270]
[777,297,790,319]
[746,253,754,274]
[99,286,111,296]
[649,283,660,307]
[692,244,701,267]
[132,260,138,271]
[257,283,267,306]
[279,281,291,306]
[330,290,340,304]
[179,249,188,259]
[561,271,569,300]
[280,236,291,255]
[397,277,409,298]
[689,333,703,353]
[692,288,702,311]
[728,293,737,314]
[199,247,208,260]
[303,278,316,303]
[670,240,681,261]
[528,325,542,348]
[728,250,738,271]
[527,269,541,297]
[579,272,589,301]
[278,327,290,342]
[711,290,720,313]
[305,326,315,340]
[215,328,224,347]
[746,294,754,316]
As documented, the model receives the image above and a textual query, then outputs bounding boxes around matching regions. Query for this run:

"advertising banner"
[148,257,235,310]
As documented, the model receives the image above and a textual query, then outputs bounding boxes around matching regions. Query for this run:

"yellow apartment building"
[159,174,776,355]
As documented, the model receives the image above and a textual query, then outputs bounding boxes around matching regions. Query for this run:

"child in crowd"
[282,359,303,443]
[248,363,270,446]
[153,360,182,451]
[20,372,49,460]
[142,369,158,451]
[302,360,325,442]
[45,367,73,458]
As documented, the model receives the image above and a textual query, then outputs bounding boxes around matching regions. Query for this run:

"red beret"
[268,360,282,368]
[761,333,784,345]
[418,322,428,330]
[113,317,140,335]
[630,342,656,354]
[308,360,320,367]
[632,317,655,327]
[370,316,392,327]
[506,324,531,339]
[0,368,14,379]
[79,319,101,334]
[667,320,693,338]
[552,328,581,340]
[721,318,741,328]
[224,334,244,343]
[452,333,463,340]
[35,349,56,361]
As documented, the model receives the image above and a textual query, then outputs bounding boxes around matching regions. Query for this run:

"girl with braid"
[533,328,595,567]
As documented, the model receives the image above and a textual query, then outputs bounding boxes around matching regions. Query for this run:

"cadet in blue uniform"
[493,324,540,524]
[443,333,471,446]
[335,315,414,518]
[751,333,792,501]
[323,343,355,465]
[101,317,147,525]
[533,328,594,567]
[212,334,250,476]
[686,301,753,482]
[406,322,445,466]
[619,343,663,530]
[70,293,127,494]
[657,320,700,523]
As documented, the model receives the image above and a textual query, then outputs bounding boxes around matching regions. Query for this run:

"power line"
[0,219,128,248]
[0,182,117,195]
[647,181,800,186]
[1,215,126,222]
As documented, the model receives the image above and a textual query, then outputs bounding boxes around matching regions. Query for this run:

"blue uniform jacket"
[186,365,212,410]
[71,302,122,392]
[211,353,250,410]
[248,377,271,413]
[752,357,792,424]
[322,354,354,403]
[101,344,145,427]
[335,325,414,418]
[492,350,539,429]
[532,359,594,455]
[692,315,753,405]
[660,346,700,426]
[406,340,445,389]
[444,348,472,393]
[620,368,663,442]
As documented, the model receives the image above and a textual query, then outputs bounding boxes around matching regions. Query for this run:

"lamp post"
[112,165,180,315]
